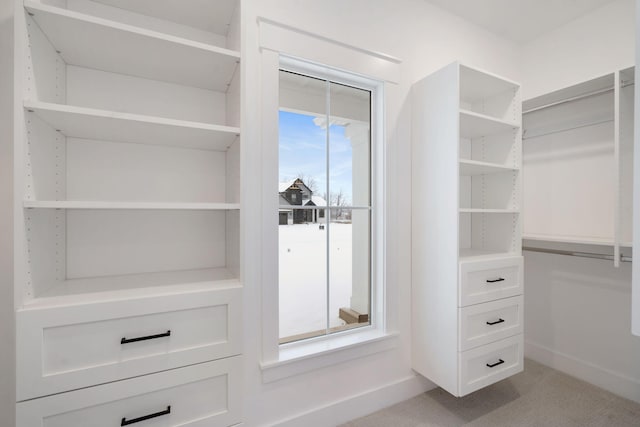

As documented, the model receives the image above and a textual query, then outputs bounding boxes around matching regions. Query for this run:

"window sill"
[260,329,399,383]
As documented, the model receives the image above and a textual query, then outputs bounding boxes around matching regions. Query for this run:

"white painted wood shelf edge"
[459,64,520,102]
[460,109,519,139]
[523,234,632,247]
[459,159,519,175]
[23,200,241,210]
[21,268,242,310]
[460,109,519,128]
[23,0,241,91]
[459,209,520,214]
[459,249,521,262]
[25,101,240,151]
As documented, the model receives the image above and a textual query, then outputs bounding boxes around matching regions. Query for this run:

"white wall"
[521,0,634,99]
[242,1,522,425]
[0,0,15,425]
[520,0,640,403]
[634,0,640,338]
[525,252,640,401]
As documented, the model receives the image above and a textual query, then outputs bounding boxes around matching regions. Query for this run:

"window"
[278,66,373,344]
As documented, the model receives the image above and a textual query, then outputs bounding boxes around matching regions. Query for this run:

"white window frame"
[278,58,378,340]
[257,18,402,383]
[260,53,396,382]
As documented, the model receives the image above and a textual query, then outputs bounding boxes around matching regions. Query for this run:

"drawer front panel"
[17,356,242,427]
[459,334,523,396]
[17,285,241,400]
[460,257,523,306]
[459,295,523,351]
[43,305,226,374]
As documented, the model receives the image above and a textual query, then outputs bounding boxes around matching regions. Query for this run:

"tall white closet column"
[411,62,524,397]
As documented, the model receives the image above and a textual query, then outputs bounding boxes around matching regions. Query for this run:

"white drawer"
[459,256,523,306]
[458,334,523,396]
[459,295,523,351]
[17,285,241,401]
[17,356,242,427]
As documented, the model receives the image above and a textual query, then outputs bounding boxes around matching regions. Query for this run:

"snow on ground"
[279,223,353,340]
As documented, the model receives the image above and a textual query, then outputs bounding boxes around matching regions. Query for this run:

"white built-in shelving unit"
[412,62,524,396]
[14,1,242,425]
[523,67,634,266]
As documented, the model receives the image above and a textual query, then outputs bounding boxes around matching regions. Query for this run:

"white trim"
[257,18,401,65]
[260,48,281,363]
[261,331,398,383]
[277,205,371,210]
[614,71,621,267]
[258,18,401,84]
[525,339,640,403]
[277,59,383,352]
[23,201,240,210]
[634,2,640,336]
[269,373,432,427]
[259,23,390,378]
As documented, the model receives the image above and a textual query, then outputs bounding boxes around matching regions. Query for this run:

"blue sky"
[279,110,353,204]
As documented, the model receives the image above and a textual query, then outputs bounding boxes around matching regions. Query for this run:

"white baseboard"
[270,374,434,427]
[525,340,640,403]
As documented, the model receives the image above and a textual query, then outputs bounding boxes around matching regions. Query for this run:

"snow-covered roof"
[279,180,295,193]
[311,196,326,206]
[279,179,312,194]
[279,194,290,205]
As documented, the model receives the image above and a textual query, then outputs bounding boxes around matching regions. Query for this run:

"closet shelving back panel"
[523,82,615,244]
[458,65,522,260]
[523,68,634,258]
[19,0,242,305]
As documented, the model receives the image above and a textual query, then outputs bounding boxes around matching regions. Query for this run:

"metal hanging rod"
[523,118,614,141]
[523,87,613,114]
[523,246,632,263]
[523,81,634,115]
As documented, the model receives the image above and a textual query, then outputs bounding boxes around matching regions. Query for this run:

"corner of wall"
[519,0,635,99]
[0,1,16,426]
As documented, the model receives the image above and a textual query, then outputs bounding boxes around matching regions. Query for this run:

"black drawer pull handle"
[121,406,171,426]
[121,330,171,345]
[486,318,505,326]
[486,278,505,283]
[486,359,505,368]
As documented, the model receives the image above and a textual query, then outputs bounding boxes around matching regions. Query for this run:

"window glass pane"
[279,217,327,343]
[278,68,373,344]
[278,70,328,343]
[329,208,371,331]
[279,71,327,203]
[329,82,371,333]
[329,82,371,208]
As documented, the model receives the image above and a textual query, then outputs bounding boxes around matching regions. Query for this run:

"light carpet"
[341,359,640,426]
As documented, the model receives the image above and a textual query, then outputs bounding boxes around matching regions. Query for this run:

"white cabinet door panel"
[17,285,241,400]
[17,356,242,427]
[459,295,523,351]
[459,256,523,306]
[458,334,523,396]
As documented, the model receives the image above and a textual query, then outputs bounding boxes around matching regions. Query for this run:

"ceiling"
[424,0,618,44]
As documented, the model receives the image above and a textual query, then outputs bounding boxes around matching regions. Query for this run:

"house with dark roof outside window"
[278,178,326,225]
